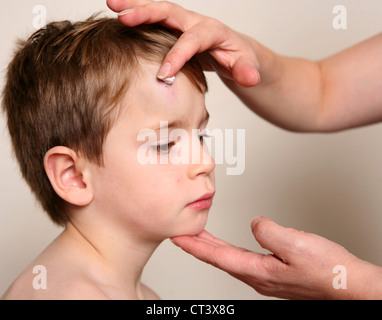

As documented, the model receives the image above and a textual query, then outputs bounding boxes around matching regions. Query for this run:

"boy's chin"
[171,224,207,238]
[164,211,209,239]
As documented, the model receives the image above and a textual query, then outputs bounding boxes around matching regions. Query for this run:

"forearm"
[222,33,382,133]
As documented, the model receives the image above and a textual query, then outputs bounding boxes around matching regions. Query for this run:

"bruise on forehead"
[155,75,180,103]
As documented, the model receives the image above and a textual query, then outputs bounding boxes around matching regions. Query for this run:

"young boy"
[1,16,215,299]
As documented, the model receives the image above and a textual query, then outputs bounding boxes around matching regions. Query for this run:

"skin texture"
[107,0,382,299]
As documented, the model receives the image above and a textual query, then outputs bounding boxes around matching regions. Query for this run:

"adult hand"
[172,216,377,300]
[107,0,260,87]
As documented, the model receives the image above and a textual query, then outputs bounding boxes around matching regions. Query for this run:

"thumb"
[232,56,261,88]
[251,216,304,264]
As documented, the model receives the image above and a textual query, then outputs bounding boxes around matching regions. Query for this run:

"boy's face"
[89,62,215,242]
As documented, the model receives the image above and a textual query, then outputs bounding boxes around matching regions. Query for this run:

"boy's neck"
[61,218,161,299]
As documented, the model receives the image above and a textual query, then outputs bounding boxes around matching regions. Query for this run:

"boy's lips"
[186,191,215,210]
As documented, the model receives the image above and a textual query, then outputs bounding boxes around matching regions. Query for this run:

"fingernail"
[157,62,172,80]
[118,8,136,16]
[251,216,262,233]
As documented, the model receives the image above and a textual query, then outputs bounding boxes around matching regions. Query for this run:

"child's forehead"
[114,60,206,129]
[120,68,206,130]
[133,63,203,105]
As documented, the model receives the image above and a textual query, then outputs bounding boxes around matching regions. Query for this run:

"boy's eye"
[156,142,176,153]
[154,131,211,154]
[199,132,211,143]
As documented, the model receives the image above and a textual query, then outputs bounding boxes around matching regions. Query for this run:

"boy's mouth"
[186,191,215,210]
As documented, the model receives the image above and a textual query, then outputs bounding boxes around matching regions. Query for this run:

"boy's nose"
[187,143,216,179]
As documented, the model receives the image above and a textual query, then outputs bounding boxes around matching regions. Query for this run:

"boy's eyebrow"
[153,110,210,132]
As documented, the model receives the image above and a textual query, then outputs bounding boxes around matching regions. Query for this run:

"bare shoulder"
[53,279,111,300]
[1,240,110,300]
[1,266,109,300]
[1,265,43,300]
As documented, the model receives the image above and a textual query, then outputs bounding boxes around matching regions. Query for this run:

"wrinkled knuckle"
[212,18,230,36]
[204,17,224,29]
[290,230,309,253]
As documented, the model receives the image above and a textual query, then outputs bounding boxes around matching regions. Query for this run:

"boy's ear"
[44,146,93,206]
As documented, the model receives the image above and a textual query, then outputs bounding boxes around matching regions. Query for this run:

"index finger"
[117,1,202,32]
[171,231,265,275]
[107,0,152,12]
[251,216,308,264]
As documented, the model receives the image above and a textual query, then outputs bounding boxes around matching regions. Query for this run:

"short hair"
[2,16,208,226]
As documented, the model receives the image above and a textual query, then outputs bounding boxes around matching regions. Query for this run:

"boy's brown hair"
[2,16,207,226]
